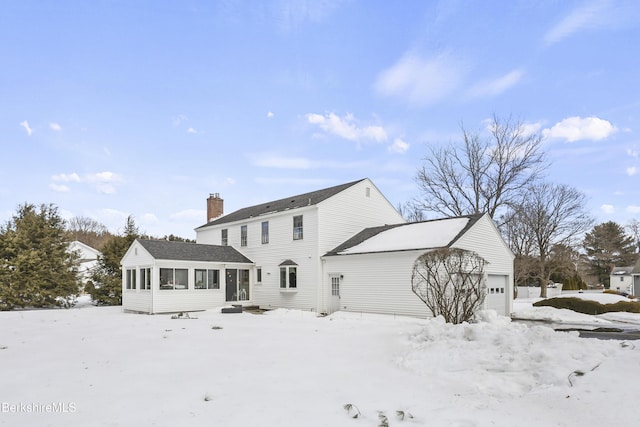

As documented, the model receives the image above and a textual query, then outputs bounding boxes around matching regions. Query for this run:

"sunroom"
[121,239,254,314]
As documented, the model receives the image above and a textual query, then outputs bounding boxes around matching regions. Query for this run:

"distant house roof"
[324,214,483,256]
[612,266,635,275]
[136,239,253,264]
[196,179,366,229]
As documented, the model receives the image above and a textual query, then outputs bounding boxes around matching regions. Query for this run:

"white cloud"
[467,69,524,98]
[627,147,638,158]
[520,122,544,138]
[305,112,387,142]
[19,120,33,136]
[627,205,640,214]
[50,122,62,131]
[49,183,70,193]
[141,213,159,223]
[627,166,638,176]
[267,111,275,118]
[374,52,465,106]
[187,127,198,134]
[543,116,617,142]
[52,173,81,183]
[600,204,615,214]
[172,114,188,126]
[388,138,410,154]
[224,177,236,186]
[544,0,610,45]
[51,171,124,194]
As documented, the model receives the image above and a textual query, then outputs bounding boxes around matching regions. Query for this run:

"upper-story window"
[261,221,269,244]
[221,229,228,246]
[293,215,303,240]
[241,225,248,246]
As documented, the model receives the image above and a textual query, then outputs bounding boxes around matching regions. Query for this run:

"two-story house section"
[194,178,405,314]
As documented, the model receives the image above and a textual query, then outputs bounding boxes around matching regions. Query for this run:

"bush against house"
[0,203,81,310]
[411,248,487,324]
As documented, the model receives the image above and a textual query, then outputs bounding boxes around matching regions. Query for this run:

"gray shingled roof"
[196,178,366,229]
[324,214,483,256]
[136,239,253,263]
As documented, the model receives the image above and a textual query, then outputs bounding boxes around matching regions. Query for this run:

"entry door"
[226,269,237,302]
[330,275,341,314]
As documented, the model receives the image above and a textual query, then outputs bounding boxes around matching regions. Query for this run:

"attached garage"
[322,213,514,317]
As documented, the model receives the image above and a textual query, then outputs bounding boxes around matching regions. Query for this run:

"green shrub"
[533,297,640,314]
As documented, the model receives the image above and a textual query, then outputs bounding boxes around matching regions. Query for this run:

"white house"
[68,240,101,285]
[121,178,514,317]
[322,214,514,317]
[610,266,637,295]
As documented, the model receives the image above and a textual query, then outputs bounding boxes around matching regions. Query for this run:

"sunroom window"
[140,267,151,290]
[159,268,188,290]
[125,269,136,290]
[195,269,220,290]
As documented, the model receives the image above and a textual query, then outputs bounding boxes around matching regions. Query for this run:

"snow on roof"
[338,216,472,255]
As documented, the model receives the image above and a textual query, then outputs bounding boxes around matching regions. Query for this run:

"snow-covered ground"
[1,296,639,426]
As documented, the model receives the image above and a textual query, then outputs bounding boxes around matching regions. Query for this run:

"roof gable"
[135,239,253,263]
[325,214,483,256]
[196,179,366,229]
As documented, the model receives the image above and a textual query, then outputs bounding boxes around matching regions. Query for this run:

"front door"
[330,275,341,314]
[226,269,237,302]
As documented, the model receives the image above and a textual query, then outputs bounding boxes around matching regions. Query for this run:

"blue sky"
[1,0,639,240]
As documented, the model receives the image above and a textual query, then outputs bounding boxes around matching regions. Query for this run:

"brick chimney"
[207,193,223,222]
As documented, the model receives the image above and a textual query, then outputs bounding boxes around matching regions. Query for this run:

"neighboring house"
[68,240,101,285]
[610,266,636,295]
[323,214,514,317]
[121,178,514,317]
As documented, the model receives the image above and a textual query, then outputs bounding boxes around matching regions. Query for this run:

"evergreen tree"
[583,221,637,288]
[88,216,139,305]
[0,203,81,310]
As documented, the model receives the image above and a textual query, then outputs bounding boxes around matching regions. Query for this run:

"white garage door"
[486,275,508,315]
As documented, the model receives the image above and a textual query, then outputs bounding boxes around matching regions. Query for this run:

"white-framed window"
[261,221,269,244]
[159,268,188,290]
[241,225,248,246]
[140,267,151,290]
[195,269,220,289]
[221,229,228,246]
[256,267,262,283]
[293,215,303,240]
[280,266,297,289]
[126,268,136,290]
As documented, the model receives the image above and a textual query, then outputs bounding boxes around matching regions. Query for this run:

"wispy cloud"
[50,171,124,194]
[467,69,524,98]
[600,204,615,214]
[374,52,465,106]
[388,138,410,154]
[305,112,387,143]
[275,0,344,32]
[627,205,640,214]
[49,183,70,193]
[543,116,617,142]
[267,111,275,118]
[172,114,188,126]
[19,120,33,136]
[187,127,198,134]
[544,0,637,45]
[50,122,62,131]
[626,166,637,176]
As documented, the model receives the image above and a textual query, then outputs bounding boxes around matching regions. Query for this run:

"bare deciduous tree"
[412,115,547,219]
[501,183,593,297]
[66,216,112,249]
[411,248,487,324]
